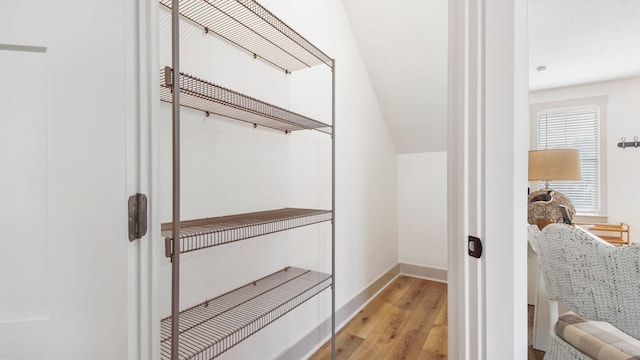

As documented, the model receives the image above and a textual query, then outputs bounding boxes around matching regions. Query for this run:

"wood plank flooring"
[309,276,544,360]
[528,305,545,360]
[309,276,447,360]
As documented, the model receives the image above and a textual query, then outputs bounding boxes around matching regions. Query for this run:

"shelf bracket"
[128,193,148,241]
[164,66,173,86]
[165,238,173,258]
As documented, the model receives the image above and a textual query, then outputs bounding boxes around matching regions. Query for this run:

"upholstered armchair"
[529,223,640,359]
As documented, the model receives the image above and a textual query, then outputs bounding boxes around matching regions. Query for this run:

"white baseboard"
[275,263,448,359]
[399,263,448,283]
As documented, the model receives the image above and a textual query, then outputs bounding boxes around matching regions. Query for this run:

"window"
[530,96,608,215]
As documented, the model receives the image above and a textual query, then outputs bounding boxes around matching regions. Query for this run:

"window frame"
[529,95,608,217]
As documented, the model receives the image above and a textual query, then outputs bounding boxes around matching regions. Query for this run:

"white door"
[0,1,157,359]
[447,0,529,359]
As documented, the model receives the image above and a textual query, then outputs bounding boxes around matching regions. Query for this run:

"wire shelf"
[160,67,332,134]
[160,267,332,359]
[159,0,333,72]
[162,208,332,256]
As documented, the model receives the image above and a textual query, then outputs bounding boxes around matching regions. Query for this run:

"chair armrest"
[536,224,640,339]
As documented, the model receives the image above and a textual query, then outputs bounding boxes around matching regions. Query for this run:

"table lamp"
[528,149,582,229]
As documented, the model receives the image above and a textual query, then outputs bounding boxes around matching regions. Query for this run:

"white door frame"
[124,0,160,359]
[447,0,529,358]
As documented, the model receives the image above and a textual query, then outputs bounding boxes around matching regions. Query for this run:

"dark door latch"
[468,235,483,258]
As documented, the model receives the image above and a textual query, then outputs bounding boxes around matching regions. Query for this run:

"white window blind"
[537,107,599,213]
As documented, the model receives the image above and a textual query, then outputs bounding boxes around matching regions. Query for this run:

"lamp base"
[528,189,576,226]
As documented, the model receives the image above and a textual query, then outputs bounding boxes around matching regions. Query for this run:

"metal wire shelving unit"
[160,267,332,359]
[160,68,332,134]
[159,0,333,73]
[163,0,336,359]
[161,208,332,256]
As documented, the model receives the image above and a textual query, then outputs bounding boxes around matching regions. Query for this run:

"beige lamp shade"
[528,149,582,181]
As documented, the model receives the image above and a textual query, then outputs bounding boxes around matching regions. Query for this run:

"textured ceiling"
[529,0,640,91]
[343,0,640,154]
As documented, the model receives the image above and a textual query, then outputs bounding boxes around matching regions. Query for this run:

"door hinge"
[128,193,148,241]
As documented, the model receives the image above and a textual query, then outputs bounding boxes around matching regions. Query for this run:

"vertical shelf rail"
[331,59,336,360]
[170,0,181,358]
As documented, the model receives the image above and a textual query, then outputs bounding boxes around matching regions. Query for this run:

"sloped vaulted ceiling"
[344,0,640,154]
[342,0,448,154]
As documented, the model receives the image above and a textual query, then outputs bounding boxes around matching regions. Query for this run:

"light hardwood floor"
[528,305,545,360]
[309,275,544,360]
[309,275,447,360]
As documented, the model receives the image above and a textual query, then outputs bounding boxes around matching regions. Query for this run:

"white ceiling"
[343,0,640,154]
[342,0,448,154]
[529,0,640,91]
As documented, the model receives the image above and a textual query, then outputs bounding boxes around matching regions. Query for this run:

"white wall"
[530,76,640,237]
[158,0,398,358]
[398,152,447,270]
[274,0,399,315]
